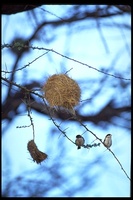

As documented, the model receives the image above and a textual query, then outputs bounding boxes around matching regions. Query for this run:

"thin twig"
[2,50,50,74]
[42,98,75,145]
[1,44,131,80]
[75,115,131,181]
[24,93,35,140]
[16,92,35,140]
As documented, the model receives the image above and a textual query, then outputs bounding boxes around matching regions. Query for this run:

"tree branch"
[2,5,42,15]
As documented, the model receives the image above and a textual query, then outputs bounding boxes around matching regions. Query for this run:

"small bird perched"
[75,135,85,149]
[103,134,112,149]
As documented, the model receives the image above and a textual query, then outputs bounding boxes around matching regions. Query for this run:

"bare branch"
[1,44,131,80]
[75,115,131,181]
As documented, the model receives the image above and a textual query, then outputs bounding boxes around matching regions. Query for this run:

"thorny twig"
[1,44,131,80]
[24,92,35,140]
[42,98,76,145]
[16,91,35,140]
[75,115,131,181]
[2,50,50,74]
[42,98,101,148]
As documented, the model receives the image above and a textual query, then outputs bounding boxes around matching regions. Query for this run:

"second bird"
[75,135,85,149]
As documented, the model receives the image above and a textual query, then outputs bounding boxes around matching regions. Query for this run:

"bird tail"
[77,146,81,149]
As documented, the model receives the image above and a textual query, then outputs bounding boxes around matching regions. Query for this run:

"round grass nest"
[43,74,81,109]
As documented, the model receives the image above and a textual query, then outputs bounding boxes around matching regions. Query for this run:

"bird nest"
[27,140,48,164]
[43,74,81,110]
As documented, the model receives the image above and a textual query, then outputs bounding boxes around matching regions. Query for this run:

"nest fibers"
[27,140,48,164]
[43,74,81,110]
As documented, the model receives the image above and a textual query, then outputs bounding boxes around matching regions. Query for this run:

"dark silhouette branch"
[2,5,42,15]
[2,77,130,127]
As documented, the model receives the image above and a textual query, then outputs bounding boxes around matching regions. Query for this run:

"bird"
[103,134,112,149]
[75,135,85,149]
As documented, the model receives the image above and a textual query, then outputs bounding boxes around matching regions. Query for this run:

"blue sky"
[2,5,131,197]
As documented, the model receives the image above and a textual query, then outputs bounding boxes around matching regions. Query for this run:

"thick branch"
[2,84,130,127]
[2,5,42,15]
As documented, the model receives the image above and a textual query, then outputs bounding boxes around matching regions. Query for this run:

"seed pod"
[43,74,81,110]
[27,140,48,164]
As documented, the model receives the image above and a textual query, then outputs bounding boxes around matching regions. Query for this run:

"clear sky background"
[2,5,131,197]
